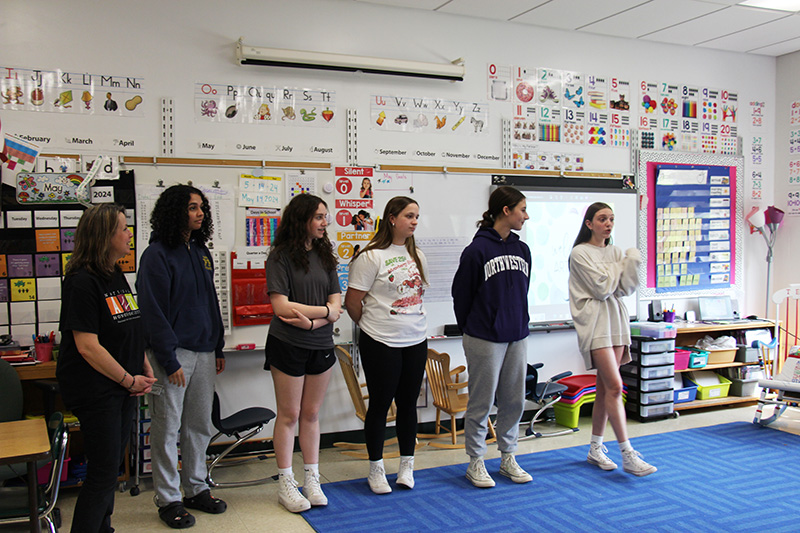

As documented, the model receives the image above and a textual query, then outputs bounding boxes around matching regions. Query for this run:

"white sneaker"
[466,457,495,488]
[622,449,657,477]
[396,456,415,489]
[278,474,311,513]
[587,443,618,471]
[303,470,328,506]
[499,453,532,483]
[368,462,392,494]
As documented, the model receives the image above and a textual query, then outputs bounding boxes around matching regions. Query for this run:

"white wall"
[774,51,800,304]
[1,0,779,434]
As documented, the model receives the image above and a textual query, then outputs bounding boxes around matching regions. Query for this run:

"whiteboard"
[519,187,639,325]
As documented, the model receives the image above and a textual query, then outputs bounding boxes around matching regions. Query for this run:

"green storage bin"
[684,373,731,400]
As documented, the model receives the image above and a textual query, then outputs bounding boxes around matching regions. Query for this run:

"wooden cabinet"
[672,320,772,412]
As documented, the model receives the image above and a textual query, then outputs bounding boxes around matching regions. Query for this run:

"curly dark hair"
[149,184,213,248]
[271,194,336,272]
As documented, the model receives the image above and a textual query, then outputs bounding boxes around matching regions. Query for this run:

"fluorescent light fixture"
[739,0,800,11]
[236,39,465,82]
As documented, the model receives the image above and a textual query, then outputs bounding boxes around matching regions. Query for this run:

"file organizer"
[622,336,676,422]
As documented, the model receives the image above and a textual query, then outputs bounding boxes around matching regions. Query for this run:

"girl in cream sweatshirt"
[568,202,657,477]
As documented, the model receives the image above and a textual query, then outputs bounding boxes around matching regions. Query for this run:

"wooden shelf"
[670,321,772,414]
[674,395,759,411]
[675,320,773,333]
[676,361,754,373]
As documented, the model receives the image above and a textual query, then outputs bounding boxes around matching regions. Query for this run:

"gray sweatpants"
[148,348,216,506]
[463,334,527,458]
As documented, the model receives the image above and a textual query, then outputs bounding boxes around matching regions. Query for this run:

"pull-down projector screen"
[519,187,639,326]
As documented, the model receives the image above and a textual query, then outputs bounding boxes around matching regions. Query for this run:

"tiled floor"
[4,405,799,532]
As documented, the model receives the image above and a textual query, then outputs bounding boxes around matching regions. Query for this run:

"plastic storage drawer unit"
[631,337,676,353]
[627,389,674,405]
[628,401,674,418]
[622,363,675,379]
[631,350,675,366]
[622,375,673,392]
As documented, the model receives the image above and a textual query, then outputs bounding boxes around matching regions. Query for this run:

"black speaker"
[648,300,663,322]
[732,299,740,320]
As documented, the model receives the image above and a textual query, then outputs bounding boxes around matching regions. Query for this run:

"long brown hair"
[352,196,426,283]
[572,202,613,248]
[478,186,526,228]
[64,203,127,278]
[271,194,337,272]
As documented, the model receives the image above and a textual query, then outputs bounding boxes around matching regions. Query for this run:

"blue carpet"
[302,422,799,532]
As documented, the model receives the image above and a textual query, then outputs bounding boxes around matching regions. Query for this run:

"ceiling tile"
[641,5,787,44]
[697,13,799,52]
[511,0,650,30]
[749,35,800,55]
[581,0,725,39]
[436,0,550,21]
[354,0,446,9]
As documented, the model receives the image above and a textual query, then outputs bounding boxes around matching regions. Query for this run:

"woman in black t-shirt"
[57,203,156,533]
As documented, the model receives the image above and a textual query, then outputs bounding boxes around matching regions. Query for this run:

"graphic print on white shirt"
[387,256,424,314]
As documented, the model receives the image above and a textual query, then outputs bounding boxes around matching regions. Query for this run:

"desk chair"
[519,363,579,440]
[420,348,496,449]
[333,346,415,459]
[206,392,277,488]
[0,359,24,484]
[0,359,23,422]
[0,412,69,533]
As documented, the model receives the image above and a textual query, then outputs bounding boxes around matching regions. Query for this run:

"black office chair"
[519,363,579,440]
[206,392,277,488]
[0,412,69,532]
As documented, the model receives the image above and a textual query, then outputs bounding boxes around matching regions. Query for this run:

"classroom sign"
[0,66,145,117]
[333,166,375,289]
[195,82,336,127]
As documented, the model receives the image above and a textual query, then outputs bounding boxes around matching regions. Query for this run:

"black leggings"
[359,331,428,461]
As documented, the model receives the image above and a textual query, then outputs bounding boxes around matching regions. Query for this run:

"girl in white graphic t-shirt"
[345,196,428,494]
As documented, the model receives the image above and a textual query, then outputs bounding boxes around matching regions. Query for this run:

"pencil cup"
[34,341,54,362]
[663,311,675,323]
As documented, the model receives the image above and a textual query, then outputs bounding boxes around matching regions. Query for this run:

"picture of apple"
[31,88,44,106]
[322,108,334,122]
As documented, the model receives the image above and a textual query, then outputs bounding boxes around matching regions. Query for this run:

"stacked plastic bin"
[553,374,627,428]
[622,336,676,422]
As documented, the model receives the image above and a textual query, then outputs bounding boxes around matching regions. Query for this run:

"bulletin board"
[636,150,744,299]
[0,171,137,344]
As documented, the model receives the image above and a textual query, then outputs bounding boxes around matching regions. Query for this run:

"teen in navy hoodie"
[451,186,532,489]
[137,185,226,529]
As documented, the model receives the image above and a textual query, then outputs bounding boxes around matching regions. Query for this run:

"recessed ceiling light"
[739,0,800,11]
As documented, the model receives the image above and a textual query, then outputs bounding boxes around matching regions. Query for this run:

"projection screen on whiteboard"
[519,187,639,326]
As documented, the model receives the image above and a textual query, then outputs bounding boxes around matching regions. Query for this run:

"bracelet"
[118,371,129,385]
[324,304,330,319]
[127,375,136,391]
[308,319,314,331]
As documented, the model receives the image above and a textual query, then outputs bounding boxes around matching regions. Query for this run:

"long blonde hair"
[352,196,426,283]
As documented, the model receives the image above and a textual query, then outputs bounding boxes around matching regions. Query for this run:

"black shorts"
[264,334,335,377]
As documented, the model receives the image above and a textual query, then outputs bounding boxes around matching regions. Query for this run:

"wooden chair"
[420,348,496,449]
[333,345,400,459]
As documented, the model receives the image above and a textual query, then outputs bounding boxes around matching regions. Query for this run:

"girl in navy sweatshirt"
[137,185,227,529]
[451,186,532,489]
